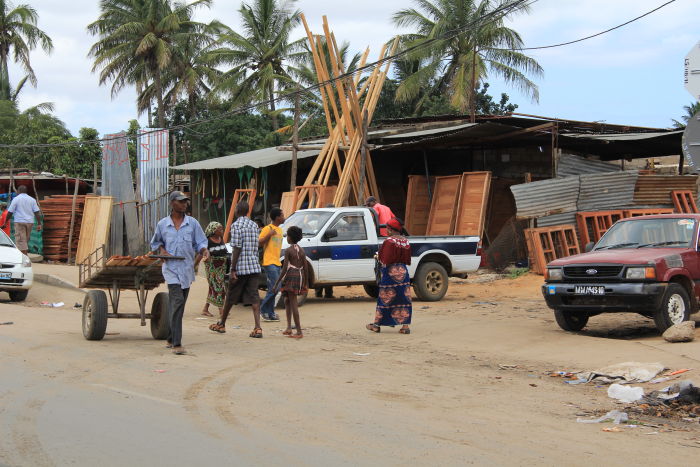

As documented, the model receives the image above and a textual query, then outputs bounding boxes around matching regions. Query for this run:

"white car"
[0,229,33,301]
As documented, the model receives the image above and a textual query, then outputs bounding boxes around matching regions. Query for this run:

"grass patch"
[506,267,529,279]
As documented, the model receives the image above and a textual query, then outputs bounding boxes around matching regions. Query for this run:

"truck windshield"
[284,211,334,237]
[0,230,14,247]
[595,218,696,250]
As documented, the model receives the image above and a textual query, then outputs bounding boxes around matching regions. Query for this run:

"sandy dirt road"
[1,265,700,466]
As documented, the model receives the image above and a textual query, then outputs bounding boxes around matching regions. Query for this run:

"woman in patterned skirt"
[274,226,308,339]
[366,217,412,334]
[200,222,228,318]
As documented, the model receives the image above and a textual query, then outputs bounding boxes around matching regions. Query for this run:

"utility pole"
[290,87,300,191]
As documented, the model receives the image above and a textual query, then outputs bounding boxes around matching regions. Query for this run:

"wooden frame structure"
[404,175,434,236]
[524,225,580,275]
[454,171,492,237]
[622,208,674,218]
[223,189,256,243]
[426,175,461,235]
[293,15,398,209]
[76,195,114,265]
[671,190,699,213]
[576,211,624,246]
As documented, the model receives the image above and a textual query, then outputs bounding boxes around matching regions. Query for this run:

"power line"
[1,0,536,150]
[520,0,676,50]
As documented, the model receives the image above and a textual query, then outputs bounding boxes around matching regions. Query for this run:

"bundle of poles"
[283,15,398,211]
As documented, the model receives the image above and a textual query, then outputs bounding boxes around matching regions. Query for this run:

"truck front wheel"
[554,309,589,332]
[654,283,690,333]
[413,262,448,301]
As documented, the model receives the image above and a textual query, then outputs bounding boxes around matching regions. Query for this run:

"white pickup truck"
[281,207,481,301]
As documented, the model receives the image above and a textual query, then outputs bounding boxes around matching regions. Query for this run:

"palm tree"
[88,0,214,128]
[139,19,224,122]
[208,0,303,130]
[672,102,700,129]
[393,0,542,121]
[0,0,53,101]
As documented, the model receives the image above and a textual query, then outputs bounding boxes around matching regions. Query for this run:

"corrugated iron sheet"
[557,153,621,178]
[536,212,577,228]
[577,171,639,211]
[510,177,580,218]
[138,129,169,245]
[633,175,699,205]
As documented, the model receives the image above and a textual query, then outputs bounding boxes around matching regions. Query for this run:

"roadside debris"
[499,364,519,370]
[0,321,13,325]
[608,384,644,403]
[577,410,629,424]
[565,362,665,385]
[41,301,65,308]
[663,322,696,343]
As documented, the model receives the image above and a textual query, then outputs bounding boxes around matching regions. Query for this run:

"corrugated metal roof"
[380,122,477,139]
[561,130,683,141]
[557,153,621,178]
[577,171,639,211]
[536,212,578,228]
[510,177,580,218]
[173,147,319,170]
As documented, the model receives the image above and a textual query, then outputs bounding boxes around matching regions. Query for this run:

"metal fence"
[137,129,169,245]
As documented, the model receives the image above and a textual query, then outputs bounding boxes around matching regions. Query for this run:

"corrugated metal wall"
[557,153,620,178]
[138,129,169,244]
[633,175,699,205]
[510,177,580,218]
[577,171,639,211]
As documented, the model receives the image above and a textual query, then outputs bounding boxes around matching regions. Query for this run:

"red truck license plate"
[574,286,605,295]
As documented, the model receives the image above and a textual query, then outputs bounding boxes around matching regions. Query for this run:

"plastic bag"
[607,383,644,403]
[577,410,629,424]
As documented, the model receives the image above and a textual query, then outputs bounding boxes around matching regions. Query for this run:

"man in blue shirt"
[1,185,42,254]
[151,191,209,355]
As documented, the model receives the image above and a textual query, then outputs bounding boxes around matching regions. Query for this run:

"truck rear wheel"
[363,285,379,298]
[654,283,690,333]
[553,309,589,332]
[413,262,448,301]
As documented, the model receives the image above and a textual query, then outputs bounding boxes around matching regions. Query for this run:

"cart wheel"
[83,290,108,341]
[150,292,170,340]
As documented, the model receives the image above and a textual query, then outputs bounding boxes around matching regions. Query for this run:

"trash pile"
[552,362,700,425]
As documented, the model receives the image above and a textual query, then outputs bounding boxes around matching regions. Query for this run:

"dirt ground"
[2,264,700,466]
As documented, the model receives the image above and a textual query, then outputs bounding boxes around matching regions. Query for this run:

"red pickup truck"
[542,214,699,333]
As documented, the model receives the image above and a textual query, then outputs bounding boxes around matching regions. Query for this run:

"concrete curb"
[33,273,86,293]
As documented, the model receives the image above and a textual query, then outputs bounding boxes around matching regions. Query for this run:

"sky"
[7,0,699,138]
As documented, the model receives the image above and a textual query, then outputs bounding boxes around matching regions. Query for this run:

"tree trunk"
[269,81,278,130]
[188,92,196,121]
[0,49,10,101]
[155,69,165,128]
[470,46,478,123]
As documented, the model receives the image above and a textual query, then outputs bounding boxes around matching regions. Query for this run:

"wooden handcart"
[78,245,176,341]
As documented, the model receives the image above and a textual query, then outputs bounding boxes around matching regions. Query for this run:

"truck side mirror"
[323,228,338,241]
[585,242,595,253]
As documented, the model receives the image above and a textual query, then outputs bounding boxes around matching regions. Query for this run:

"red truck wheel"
[553,309,589,332]
[654,283,690,333]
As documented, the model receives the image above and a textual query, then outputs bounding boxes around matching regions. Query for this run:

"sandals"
[172,346,187,355]
[282,329,293,335]
[201,310,214,317]
[366,323,380,333]
[209,322,226,333]
[399,327,411,334]
[287,334,303,339]
[249,327,263,338]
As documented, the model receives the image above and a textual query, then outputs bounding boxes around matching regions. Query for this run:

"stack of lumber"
[40,195,86,262]
[105,255,158,267]
[287,15,398,212]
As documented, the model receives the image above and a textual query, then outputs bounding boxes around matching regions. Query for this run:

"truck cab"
[543,214,700,333]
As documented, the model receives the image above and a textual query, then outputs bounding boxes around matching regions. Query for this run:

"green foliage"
[0,0,53,100]
[392,0,542,115]
[374,79,517,120]
[671,102,700,129]
[506,267,529,279]
[167,99,284,163]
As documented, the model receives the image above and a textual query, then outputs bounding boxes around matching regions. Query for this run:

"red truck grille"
[564,266,623,278]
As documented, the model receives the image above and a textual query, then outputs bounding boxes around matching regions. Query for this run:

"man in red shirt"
[0,201,10,237]
[365,196,395,237]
